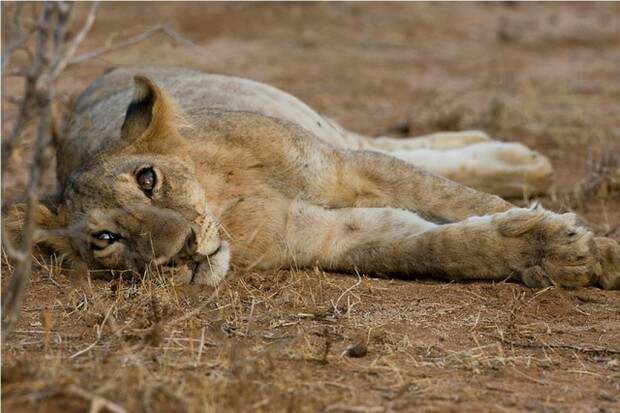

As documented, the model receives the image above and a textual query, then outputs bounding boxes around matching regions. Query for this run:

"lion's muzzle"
[81,205,230,285]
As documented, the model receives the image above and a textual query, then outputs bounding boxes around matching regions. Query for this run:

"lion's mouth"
[190,241,230,285]
[206,243,222,259]
[165,241,231,286]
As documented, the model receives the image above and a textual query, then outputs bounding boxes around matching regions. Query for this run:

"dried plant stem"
[1,107,52,335]
[1,2,199,341]
[49,2,99,79]
[1,1,100,340]
[495,335,620,356]
[69,25,198,66]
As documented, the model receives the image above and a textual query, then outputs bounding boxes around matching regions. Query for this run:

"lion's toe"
[595,237,620,290]
[538,213,599,288]
[497,207,600,289]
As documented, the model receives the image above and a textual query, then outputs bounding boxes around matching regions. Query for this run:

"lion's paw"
[595,237,620,290]
[495,206,600,289]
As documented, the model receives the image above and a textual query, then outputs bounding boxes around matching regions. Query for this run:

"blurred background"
[2,4,620,412]
[3,2,620,208]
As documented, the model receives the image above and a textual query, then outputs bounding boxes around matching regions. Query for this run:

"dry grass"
[3,3,620,413]
[2,258,620,412]
[573,151,620,208]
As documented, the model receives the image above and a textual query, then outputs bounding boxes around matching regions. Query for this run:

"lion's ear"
[3,202,73,259]
[120,75,187,155]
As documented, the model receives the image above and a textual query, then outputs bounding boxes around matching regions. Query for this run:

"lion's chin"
[172,241,231,286]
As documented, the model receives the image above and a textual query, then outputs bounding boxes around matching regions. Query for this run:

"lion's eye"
[136,167,156,195]
[91,231,121,251]
[94,231,121,244]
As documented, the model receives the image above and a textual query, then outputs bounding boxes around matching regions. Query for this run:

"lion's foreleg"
[284,200,514,282]
[284,200,437,272]
[284,201,606,288]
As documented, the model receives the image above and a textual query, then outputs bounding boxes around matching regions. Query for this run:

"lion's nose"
[184,229,198,255]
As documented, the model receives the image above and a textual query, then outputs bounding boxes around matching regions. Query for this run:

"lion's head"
[5,76,230,285]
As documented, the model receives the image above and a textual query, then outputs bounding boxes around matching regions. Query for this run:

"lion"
[5,67,620,289]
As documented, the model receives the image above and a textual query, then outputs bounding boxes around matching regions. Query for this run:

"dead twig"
[493,335,620,355]
[331,270,362,315]
[49,2,100,79]
[66,385,129,413]
[1,106,53,337]
[1,1,100,340]
[3,383,128,413]
[69,25,198,66]
[1,6,33,70]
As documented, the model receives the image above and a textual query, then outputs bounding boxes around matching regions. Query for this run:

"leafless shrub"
[1,1,211,344]
[1,1,100,340]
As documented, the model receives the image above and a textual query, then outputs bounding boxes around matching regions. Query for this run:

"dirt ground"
[2,3,620,412]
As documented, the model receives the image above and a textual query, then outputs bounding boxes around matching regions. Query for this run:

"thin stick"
[331,270,363,315]
[64,385,129,413]
[49,1,100,79]
[1,107,52,335]
[194,326,206,366]
[494,335,620,355]
[1,2,101,341]
[69,25,198,66]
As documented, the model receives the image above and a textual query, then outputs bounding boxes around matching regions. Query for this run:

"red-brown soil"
[2,3,619,412]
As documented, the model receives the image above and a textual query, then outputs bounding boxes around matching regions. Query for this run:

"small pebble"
[344,343,368,358]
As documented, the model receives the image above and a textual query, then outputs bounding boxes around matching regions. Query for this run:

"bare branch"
[0,32,34,71]
[1,2,99,341]
[1,3,29,70]
[49,1,99,79]
[64,385,129,413]
[1,107,53,336]
[69,25,198,66]
[51,2,73,56]
[0,3,52,177]
[1,230,27,263]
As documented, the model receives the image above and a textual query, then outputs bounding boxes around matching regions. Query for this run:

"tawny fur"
[6,67,619,289]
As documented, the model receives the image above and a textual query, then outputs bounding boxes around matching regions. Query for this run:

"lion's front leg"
[410,206,612,289]
[284,200,614,289]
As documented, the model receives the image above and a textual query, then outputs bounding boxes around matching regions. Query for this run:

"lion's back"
[73,66,338,137]
[61,67,345,182]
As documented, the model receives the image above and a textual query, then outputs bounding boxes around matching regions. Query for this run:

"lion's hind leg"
[336,128,553,198]
[385,141,554,198]
[370,130,492,150]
